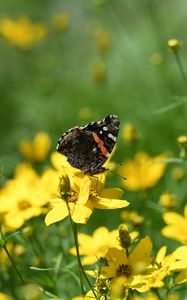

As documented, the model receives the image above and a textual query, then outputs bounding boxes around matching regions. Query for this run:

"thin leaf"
[4,231,20,243]
[153,97,187,114]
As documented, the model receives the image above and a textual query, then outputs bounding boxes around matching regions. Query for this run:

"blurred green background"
[1,0,187,299]
[1,0,187,171]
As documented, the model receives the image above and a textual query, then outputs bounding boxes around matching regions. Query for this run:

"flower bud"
[177,135,187,159]
[118,224,131,249]
[168,39,181,52]
[159,192,177,209]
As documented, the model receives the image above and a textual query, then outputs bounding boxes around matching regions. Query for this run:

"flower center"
[116,264,133,278]
[17,200,32,210]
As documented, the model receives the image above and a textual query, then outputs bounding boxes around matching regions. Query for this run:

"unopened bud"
[177,135,187,159]
[168,39,181,52]
[118,224,131,249]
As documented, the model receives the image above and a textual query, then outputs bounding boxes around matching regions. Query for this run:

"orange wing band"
[92,132,109,157]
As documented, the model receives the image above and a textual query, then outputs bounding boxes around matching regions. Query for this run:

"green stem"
[67,203,98,298]
[3,243,25,285]
[153,288,162,300]
[73,223,97,297]
[125,248,129,258]
[174,51,187,84]
[67,204,85,295]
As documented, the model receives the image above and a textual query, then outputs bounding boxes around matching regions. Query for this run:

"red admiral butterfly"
[56,115,120,176]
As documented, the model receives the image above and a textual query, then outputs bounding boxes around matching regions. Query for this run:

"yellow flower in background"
[159,192,177,209]
[45,154,129,225]
[78,107,93,120]
[52,11,69,30]
[93,27,112,54]
[91,61,107,84]
[70,226,138,265]
[122,123,137,144]
[150,52,163,65]
[140,246,173,291]
[139,245,187,291]
[19,132,51,163]
[120,211,144,226]
[0,163,58,230]
[171,166,185,181]
[119,152,167,191]
[168,38,180,51]
[0,16,47,49]
[101,237,152,292]
[161,205,187,244]
[0,293,12,300]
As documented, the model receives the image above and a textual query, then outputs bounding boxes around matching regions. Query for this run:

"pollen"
[116,263,133,278]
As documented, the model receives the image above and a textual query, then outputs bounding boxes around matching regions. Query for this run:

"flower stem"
[153,288,162,300]
[174,51,187,84]
[67,204,98,298]
[67,208,85,295]
[3,243,25,285]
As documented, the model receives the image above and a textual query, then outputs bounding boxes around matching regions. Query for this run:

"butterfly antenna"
[107,167,127,180]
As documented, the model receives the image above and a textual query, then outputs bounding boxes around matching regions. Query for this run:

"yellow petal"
[45,202,68,226]
[170,246,187,271]
[156,246,167,264]
[72,204,93,224]
[100,188,124,199]
[93,197,129,209]
[130,236,152,268]
[175,269,187,285]
[163,212,185,225]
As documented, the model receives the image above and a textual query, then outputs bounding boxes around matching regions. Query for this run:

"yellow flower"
[24,284,41,300]
[168,39,180,51]
[52,11,69,30]
[70,226,138,265]
[177,135,187,147]
[19,132,51,163]
[101,237,152,292]
[0,16,47,49]
[0,293,12,300]
[0,163,57,230]
[91,61,107,84]
[78,107,93,120]
[122,123,137,144]
[45,153,129,225]
[161,205,187,244]
[171,167,185,181]
[159,192,177,209]
[150,52,163,65]
[120,211,144,226]
[93,27,112,54]
[140,245,187,291]
[140,246,173,290]
[119,152,167,191]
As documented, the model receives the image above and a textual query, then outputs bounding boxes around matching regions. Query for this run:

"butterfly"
[56,115,120,176]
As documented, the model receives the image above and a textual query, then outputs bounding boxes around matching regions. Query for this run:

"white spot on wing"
[108,133,116,141]
[103,126,108,131]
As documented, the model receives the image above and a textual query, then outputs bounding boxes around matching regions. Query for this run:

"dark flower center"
[17,200,32,210]
[116,264,132,277]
